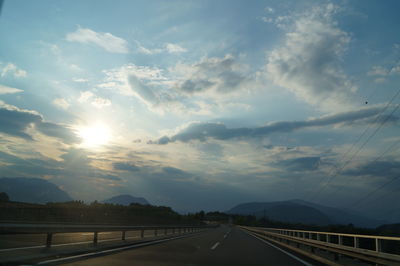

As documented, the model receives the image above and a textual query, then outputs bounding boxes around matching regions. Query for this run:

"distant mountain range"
[0,177,150,207]
[102,194,149,206]
[227,199,386,228]
[0,177,72,203]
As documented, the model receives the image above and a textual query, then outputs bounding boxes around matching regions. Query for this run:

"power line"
[313,102,400,201]
[309,101,400,201]
[338,140,400,209]
[306,89,400,201]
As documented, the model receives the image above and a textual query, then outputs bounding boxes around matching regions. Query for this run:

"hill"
[0,177,72,203]
[288,199,385,228]
[227,199,384,227]
[228,201,332,225]
[103,194,149,206]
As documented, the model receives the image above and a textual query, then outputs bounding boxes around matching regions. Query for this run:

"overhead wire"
[306,88,400,202]
[312,102,400,201]
[338,139,400,209]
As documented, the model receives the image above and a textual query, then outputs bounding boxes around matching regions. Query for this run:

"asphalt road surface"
[57,225,321,266]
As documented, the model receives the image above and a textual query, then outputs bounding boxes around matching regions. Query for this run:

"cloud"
[0,63,27,78]
[0,84,23,94]
[77,91,111,108]
[99,64,167,97]
[66,27,129,54]
[98,60,254,115]
[73,78,89,83]
[165,43,187,53]
[91,97,111,108]
[78,91,94,103]
[172,54,250,94]
[272,156,321,171]
[266,4,355,111]
[344,160,400,179]
[0,101,79,143]
[53,98,70,110]
[367,65,400,83]
[113,162,140,172]
[134,41,186,55]
[35,122,79,144]
[151,106,389,144]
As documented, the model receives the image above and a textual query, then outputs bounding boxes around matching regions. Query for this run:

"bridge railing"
[0,223,212,248]
[241,226,400,265]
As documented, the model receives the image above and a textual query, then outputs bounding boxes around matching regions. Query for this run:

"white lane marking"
[37,234,197,265]
[223,229,231,239]
[211,242,220,250]
[0,236,142,252]
[246,232,313,266]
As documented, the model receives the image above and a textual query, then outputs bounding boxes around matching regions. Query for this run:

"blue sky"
[1,0,400,220]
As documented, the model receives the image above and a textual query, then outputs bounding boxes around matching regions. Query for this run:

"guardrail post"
[326,234,330,243]
[354,237,359,248]
[155,229,158,236]
[164,228,168,235]
[141,229,144,238]
[122,231,126,241]
[46,233,53,248]
[375,238,382,252]
[93,232,98,245]
[338,235,343,246]
[172,228,175,234]
[317,233,320,241]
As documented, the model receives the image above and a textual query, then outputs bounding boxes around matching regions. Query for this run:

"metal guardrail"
[0,223,212,248]
[241,226,400,265]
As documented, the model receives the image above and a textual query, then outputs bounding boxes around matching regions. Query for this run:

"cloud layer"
[66,27,129,53]
[0,102,79,143]
[151,106,388,144]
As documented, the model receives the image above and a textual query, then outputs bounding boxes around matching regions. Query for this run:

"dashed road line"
[211,242,220,250]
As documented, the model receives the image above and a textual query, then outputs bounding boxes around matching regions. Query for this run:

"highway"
[49,225,322,266]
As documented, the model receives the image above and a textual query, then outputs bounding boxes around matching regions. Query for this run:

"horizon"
[1,0,400,222]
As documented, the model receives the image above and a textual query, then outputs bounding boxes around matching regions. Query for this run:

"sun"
[78,123,112,148]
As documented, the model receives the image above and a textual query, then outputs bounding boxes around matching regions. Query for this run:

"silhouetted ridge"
[103,194,149,206]
[0,177,72,203]
[227,199,385,227]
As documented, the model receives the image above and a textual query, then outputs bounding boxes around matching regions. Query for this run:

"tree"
[0,192,10,202]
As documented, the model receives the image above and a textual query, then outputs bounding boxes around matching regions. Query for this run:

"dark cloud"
[0,107,41,140]
[272,157,321,171]
[174,55,249,94]
[0,104,80,144]
[36,122,80,144]
[162,166,186,176]
[0,149,122,184]
[344,160,400,179]
[97,174,121,181]
[113,162,140,172]
[151,106,388,144]
[128,75,160,105]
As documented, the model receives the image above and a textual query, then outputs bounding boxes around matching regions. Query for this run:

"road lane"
[59,225,320,266]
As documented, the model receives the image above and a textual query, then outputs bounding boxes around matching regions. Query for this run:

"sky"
[0,0,400,220]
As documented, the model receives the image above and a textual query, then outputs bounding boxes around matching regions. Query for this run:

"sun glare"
[78,123,112,148]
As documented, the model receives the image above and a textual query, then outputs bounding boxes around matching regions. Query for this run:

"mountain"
[103,194,149,206]
[376,223,400,236]
[0,177,73,203]
[287,199,385,228]
[227,201,332,225]
[227,199,385,228]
